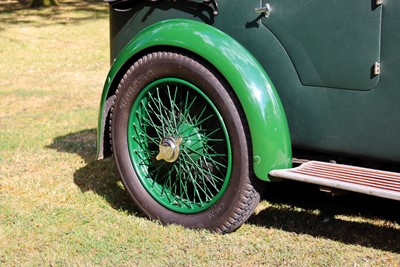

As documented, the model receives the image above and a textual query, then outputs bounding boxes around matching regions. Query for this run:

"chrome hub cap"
[156,136,182,163]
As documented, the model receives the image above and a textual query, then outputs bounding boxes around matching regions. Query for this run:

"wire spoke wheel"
[111,51,263,233]
[129,78,231,213]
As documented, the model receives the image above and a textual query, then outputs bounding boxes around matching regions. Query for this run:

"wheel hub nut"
[156,137,182,163]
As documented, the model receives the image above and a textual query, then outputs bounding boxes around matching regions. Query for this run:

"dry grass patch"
[1,1,400,266]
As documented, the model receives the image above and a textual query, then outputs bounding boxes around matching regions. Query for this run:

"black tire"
[111,51,263,233]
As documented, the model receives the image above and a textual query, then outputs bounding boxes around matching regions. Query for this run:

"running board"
[269,161,400,201]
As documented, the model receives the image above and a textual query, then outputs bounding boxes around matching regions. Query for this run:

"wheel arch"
[97,19,292,180]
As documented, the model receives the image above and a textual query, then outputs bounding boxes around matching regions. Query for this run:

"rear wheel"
[111,51,263,233]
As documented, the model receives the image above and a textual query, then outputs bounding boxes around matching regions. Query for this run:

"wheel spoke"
[183,151,222,199]
[191,113,216,129]
[140,110,163,140]
[167,85,179,130]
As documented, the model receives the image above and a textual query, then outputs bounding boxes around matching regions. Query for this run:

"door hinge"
[374,62,381,76]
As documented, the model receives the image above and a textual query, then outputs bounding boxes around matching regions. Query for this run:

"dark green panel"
[261,0,382,90]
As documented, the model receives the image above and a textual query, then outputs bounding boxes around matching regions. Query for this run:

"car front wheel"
[111,51,263,233]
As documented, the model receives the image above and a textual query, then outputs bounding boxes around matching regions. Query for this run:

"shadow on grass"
[48,129,400,251]
[47,128,140,215]
[249,181,400,253]
[0,0,108,27]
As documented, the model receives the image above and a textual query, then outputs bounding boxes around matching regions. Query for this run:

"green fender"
[97,19,292,181]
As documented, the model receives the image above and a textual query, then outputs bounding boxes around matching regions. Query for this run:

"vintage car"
[97,0,400,233]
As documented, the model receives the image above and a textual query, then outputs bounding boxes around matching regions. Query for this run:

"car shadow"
[249,181,400,253]
[48,129,400,252]
[47,128,140,215]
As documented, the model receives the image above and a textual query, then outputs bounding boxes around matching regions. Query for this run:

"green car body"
[97,0,400,232]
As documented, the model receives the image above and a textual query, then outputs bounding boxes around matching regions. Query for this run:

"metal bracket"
[149,0,218,15]
[203,0,218,16]
[374,62,381,76]
[255,3,271,17]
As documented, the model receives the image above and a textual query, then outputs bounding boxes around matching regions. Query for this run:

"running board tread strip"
[269,161,400,201]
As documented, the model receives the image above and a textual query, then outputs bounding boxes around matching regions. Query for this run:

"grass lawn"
[0,0,399,266]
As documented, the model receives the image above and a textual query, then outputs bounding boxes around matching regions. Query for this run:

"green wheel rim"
[128,78,232,213]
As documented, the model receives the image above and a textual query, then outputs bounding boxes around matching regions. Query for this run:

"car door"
[261,0,382,91]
